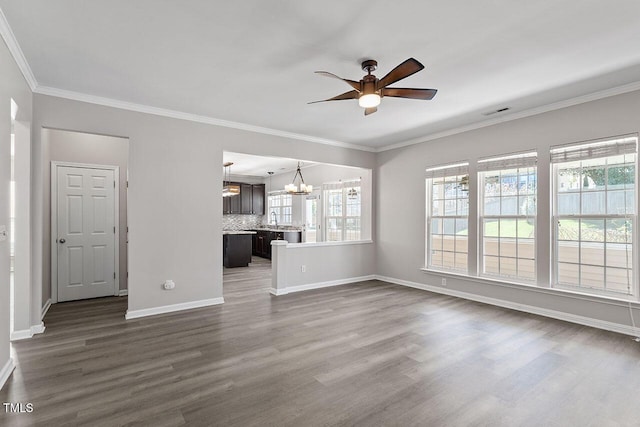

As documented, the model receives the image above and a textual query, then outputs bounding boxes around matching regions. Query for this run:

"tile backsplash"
[223,214,264,231]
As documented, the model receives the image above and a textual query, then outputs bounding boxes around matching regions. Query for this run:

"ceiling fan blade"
[364,107,377,116]
[382,88,437,100]
[378,58,425,89]
[308,90,359,104]
[315,71,361,91]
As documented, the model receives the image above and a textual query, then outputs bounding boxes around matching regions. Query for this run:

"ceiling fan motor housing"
[362,75,378,96]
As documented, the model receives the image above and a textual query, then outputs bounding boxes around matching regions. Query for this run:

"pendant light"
[267,171,274,193]
[457,175,469,192]
[222,162,240,197]
[285,162,313,195]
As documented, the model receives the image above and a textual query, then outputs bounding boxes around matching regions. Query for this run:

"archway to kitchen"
[221,151,372,301]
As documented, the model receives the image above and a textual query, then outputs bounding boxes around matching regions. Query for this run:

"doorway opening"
[46,129,129,309]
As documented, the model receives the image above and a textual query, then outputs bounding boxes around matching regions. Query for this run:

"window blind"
[322,181,343,191]
[425,162,469,179]
[322,179,361,191]
[550,135,638,163]
[477,152,537,171]
[342,179,361,188]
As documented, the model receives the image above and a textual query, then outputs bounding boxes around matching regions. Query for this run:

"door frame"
[51,161,120,303]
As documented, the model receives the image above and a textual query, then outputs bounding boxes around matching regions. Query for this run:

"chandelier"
[285,162,313,195]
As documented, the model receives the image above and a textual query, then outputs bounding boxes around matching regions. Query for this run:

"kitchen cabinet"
[223,182,265,215]
[240,183,253,214]
[223,181,242,214]
[253,231,269,257]
[252,230,302,259]
[252,184,265,215]
[252,230,270,258]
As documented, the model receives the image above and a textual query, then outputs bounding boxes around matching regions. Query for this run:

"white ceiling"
[2,1,640,150]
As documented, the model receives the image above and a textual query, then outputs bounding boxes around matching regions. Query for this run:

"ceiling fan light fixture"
[358,93,381,108]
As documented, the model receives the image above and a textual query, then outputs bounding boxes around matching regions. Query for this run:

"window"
[426,163,469,272]
[267,192,292,225]
[479,152,537,282]
[323,179,361,241]
[552,136,637,297]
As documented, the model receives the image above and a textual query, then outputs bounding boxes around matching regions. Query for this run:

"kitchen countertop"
[223,230,257,235]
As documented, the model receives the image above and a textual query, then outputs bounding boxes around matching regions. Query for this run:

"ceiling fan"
[309,58,437,116]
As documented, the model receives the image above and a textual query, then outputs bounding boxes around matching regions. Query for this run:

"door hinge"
[114,181,116,188]
[113,272,116,279]
[114,226,116,233]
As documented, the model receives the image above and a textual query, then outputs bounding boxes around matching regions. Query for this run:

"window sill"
[419,267,639,307]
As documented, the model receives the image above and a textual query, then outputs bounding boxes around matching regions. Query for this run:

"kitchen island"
[223,231,256,268]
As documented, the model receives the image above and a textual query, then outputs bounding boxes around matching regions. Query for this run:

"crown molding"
[34,85,377,153]
[33,78,640,155]
[0,6,37,91]
[377,80,640,152]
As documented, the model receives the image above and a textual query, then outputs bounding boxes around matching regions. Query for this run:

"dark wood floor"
[2,257,640,426]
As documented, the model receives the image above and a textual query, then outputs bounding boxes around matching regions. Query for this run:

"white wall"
[376,89,640,334]
[271,241,375,294]
[44,128,129,298]
[32,94,376,316]
[11,120,32,338]
[0,35,33,387]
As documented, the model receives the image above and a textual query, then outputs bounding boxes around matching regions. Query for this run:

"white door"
[56,166,116,302]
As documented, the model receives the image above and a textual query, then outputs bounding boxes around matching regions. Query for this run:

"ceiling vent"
[482,107,510,116]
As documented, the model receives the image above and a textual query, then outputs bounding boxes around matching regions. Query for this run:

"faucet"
[270,211,278,227]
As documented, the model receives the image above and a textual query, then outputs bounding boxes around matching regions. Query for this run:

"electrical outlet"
[301,265,306,273]
[441,278,447,286]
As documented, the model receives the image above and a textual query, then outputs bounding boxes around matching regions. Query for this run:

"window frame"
[267,191,293,225]
[551,139,638,299]
[323,179,362,242]
[478,153,538,284]
[425,163,470,273]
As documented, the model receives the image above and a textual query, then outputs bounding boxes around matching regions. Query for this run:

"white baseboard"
[31,322,45,335]
[41,298,52,320]
[375,275,640,338]
[125,297,224,320]
[11,322,46,341]
[272,275,376,296]
[118,289,128,297]
[0,358,15,391]
[10,329,32,341]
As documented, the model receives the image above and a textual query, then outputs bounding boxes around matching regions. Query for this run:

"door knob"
[59,238,66,244]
